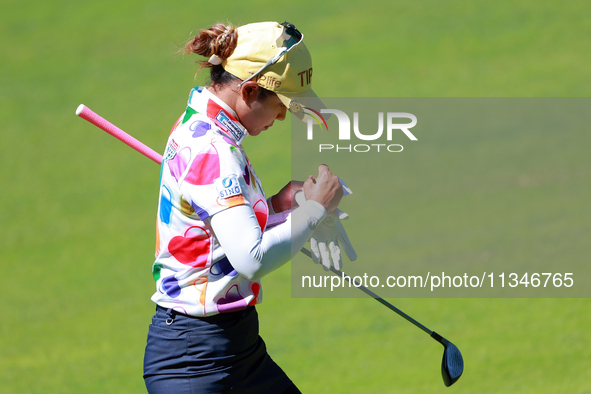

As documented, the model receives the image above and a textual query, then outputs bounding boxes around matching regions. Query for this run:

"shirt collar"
[187,86,249,145]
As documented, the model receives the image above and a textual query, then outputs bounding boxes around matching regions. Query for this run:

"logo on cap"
[290,100,328,131]
[297,68,313,87]
[257,74,282,89]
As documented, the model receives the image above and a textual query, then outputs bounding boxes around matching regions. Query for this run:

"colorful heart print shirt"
[152,86,268,316]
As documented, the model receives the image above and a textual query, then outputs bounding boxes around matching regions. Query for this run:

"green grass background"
[1,0,590,393]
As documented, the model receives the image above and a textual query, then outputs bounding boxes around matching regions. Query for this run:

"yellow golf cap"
[223,22,324,121]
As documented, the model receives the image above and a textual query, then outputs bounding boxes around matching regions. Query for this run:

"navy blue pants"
[144,305,297,393]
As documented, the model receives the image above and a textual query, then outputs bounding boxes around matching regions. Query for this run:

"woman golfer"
[143,21,348,393]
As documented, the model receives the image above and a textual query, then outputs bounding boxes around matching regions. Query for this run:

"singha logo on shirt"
[215,175,242,199]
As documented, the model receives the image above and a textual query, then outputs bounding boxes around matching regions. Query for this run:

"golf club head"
[431,332,464,387]
[442,341,464,386]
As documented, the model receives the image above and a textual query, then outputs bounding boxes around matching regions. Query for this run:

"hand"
[303,165,343,213]
[295,192,357,271]
[271,181,304,213]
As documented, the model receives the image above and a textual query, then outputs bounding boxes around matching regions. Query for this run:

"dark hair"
[182,22,274,100]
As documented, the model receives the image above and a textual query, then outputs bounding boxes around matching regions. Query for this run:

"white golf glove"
[295,191,357,271]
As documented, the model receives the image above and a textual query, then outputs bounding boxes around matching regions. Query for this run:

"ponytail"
[184,23,237,61]
[182,23,239,85]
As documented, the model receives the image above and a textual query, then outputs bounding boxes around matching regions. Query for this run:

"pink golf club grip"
[76,104,163,164]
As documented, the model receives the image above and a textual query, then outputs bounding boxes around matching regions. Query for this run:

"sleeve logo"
[215,175,243,199]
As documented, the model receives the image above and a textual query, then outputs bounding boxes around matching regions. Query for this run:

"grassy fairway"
[1,1,590,393]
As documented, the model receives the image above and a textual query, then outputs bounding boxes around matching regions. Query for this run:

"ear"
[239,81,260,104]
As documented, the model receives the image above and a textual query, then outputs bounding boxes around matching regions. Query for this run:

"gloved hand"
[295,191,357,271]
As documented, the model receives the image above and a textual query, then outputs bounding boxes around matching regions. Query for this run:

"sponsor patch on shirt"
[163,139,178,162]
[215,174,243,200]
[215,110,245,143]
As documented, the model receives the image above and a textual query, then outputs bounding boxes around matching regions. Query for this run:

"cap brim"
[276,89,328,123]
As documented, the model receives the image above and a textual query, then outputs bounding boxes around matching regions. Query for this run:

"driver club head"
[431,332,464,387]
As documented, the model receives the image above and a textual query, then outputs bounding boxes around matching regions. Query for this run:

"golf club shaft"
[299,248,434,336]
[75,105,432,337]
[76,104,462,386]
[76,104,163,165]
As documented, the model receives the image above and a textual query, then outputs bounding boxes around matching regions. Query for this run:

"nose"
[277,105,287,121]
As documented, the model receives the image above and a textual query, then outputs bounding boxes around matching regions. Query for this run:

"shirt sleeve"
[209,199,327,281]
[177,139,250,221]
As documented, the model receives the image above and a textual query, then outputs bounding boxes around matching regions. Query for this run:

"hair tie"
[208,54,223,65]
[218,25,231,44]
